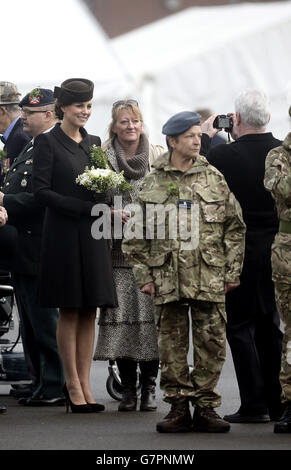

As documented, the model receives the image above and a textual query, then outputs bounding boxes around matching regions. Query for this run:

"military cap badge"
[29,88,43,105]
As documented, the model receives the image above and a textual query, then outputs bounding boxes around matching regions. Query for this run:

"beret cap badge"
[28,88,42,105]
[19,88,55,108]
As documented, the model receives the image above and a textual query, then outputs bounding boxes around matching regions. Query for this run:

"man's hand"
[201,114,220,138]
[0,191,4,206]
[224,282,240,294]
[0,206,8,227]
[141,282,155,298]
[227,112,239,140]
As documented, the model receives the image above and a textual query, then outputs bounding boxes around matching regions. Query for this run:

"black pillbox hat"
[54,78,94,105]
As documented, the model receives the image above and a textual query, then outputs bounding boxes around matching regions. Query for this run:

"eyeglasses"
[21,109,48,116]
[112,99,138,108]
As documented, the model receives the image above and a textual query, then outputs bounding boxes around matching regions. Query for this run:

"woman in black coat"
[32,78,117,413]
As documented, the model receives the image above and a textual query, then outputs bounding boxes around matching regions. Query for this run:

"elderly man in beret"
[0,88,65,406]
[122,111,246,433]
[0,82,31,187]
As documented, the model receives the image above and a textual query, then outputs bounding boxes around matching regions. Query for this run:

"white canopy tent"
[112,1,291,145]
[2,0,130,140]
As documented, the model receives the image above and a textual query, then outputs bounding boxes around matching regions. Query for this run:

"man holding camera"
[207,89,283,423]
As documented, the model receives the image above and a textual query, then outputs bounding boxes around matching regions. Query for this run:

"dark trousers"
[226,310,283,415]
[12,273,65,398]
[116,358,159,388]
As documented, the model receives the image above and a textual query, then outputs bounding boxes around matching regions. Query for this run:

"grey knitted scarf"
[113,133,149,180]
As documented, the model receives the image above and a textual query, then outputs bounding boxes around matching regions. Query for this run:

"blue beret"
[19,88,55,108]
[162,111,201,136]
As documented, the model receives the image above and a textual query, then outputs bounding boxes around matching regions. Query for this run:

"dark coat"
[3,141,44,275]
[1,118,31,188]
[32,123,118,309]
[3,118,31,165]
[0,224,18,264]
[207,133,282,321]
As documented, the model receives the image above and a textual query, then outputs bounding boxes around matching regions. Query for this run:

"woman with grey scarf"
[94,100,164,411]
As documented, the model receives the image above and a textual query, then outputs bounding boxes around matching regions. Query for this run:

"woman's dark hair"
[55,100,64,120]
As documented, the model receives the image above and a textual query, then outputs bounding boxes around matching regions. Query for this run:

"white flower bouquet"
[76,167,131,194]
[76,145,132,195]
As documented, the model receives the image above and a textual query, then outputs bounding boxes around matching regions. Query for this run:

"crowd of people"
[0,80,290,435]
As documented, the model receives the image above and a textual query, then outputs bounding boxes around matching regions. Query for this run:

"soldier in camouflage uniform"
[264,110,291,433]
[122,111,246,433]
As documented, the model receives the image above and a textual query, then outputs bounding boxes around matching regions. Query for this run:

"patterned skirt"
[94,268,159,361]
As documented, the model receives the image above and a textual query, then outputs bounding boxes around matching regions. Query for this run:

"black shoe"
[18,396,31,405]
[118,382,137,411]
[269,404,285,421]
[87,402,105,412]
[0,405,7,414]
[10,386,34,398]
[193,406,230,433]
[274,403,291,433]
[24,396,66,407]
[140,377,157,411]
[156,402,192,433]
[223,409,270,423]
[62,384,93,414]
[118,392,137,411]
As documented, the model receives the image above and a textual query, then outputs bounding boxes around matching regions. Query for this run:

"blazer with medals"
[3,140,44,275]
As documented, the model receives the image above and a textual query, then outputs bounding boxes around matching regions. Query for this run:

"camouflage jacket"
[264,132,291,283]
[122,152,246,307]
[264,132,291,222]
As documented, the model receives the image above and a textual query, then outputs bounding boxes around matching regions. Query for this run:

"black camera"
[213,115,233,132]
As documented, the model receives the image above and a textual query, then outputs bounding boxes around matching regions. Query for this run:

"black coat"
[3,118,31,165]
[3,141,44,275]
[0,224,18,265]
[207,133,281,321]
[32,123,117,309]
[1,118,31,188]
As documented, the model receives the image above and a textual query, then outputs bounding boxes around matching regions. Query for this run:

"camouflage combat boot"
[156,401,192,433]
[192,406,230,433]
[274,402,291,433]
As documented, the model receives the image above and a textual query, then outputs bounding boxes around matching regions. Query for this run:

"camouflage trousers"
[274,282,291,403]
[156,300,226,408]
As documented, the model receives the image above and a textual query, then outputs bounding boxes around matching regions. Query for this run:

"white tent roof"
[112,1,291,144]
[2,0,130,138]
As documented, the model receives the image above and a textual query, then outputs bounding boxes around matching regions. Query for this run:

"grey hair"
[0,103,20,115]
[235,89,270,129]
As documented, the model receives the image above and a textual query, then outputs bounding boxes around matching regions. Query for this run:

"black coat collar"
[235,132,275,143]
[51,122,91,155]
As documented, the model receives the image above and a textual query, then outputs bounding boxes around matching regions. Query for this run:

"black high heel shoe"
[87,402,105,412]
[63,385,93,414]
